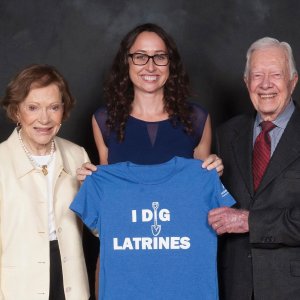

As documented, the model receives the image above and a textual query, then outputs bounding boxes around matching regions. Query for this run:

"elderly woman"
[0,64,90,300]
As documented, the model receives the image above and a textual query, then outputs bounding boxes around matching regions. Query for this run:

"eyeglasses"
[128,53,169,66]
[22,103,64,115]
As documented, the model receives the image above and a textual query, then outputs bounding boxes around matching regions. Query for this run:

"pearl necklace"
[18,129,55,176]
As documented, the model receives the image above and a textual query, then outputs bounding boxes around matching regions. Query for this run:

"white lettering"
[159,209,170,221]
[142,237,153,249]
[142,210,153,222]
[132,237,141,249]
[113,238,123,250]
[113,236,191,251]
[180,237,190,249]
[170,237,180,249]
[123,238,134,250]
[159,236,170,249]
[131,210,137,222]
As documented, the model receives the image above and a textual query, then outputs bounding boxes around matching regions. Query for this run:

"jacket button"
[57,227,62,233]
[65,287,72,293]
[63,257,68,263]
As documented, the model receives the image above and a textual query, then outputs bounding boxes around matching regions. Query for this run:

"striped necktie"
[252,121,276,191]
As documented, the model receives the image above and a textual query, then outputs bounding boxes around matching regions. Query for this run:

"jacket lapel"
[255,108,300,195]
[8,128,35,178]
[231,115,255,198]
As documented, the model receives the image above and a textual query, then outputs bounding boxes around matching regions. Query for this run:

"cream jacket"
[0,129,90,300]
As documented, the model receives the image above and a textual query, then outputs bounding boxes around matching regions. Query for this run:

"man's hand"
[208,207,249,235]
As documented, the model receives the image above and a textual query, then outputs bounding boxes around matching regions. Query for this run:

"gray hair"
[244,37,297,80]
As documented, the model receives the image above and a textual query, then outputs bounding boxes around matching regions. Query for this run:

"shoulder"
[55,136,88,157]
[217,114,254,135]
[0,130,17,153]
[188,102,209,137]
[94,106,107,115]
[0,139,10,162]
[55,137,90,172]
[292,103,300,119]
[94,106,107,122]
[189,101,208,117]
[0,137,9,151]
[93,106,108,134]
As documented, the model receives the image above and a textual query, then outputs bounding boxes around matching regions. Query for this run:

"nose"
[145,57,156,71]
[38,107,50,123]
[261,74,273,89]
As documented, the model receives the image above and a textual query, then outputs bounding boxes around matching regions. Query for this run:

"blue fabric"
[94,102,208,164]
[70,157,235,300]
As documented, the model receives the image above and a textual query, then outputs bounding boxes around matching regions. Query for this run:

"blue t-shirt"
[70,157,235,300]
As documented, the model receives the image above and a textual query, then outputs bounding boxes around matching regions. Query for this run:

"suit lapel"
[255,108,300,195]
[231,115,255,198]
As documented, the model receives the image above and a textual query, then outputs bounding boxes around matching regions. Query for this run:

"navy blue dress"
[94,103,208,164]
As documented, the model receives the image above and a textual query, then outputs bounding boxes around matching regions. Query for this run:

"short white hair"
[244,37,297,80]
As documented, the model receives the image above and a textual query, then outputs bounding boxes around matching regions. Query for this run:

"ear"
[15,107,21,123]
[244,76,249,89]
[291,74,298,94]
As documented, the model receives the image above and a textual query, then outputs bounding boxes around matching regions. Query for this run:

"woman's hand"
[76,162,97,182]
[202,154,224,176]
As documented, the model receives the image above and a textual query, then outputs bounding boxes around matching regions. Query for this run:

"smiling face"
[245,46,298,121]
[128,31,170,97]
[17,83,64,154]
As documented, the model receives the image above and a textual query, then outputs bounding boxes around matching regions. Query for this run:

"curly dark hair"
[104,23,193,141]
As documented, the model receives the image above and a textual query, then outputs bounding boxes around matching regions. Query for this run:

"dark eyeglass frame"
[128,53,170,66]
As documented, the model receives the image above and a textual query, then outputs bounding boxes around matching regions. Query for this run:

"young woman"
[77,23,223,299]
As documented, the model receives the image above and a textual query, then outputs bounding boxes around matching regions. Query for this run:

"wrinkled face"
[245,47,298,121]
[128,31,170,96]
[17,83,64,152]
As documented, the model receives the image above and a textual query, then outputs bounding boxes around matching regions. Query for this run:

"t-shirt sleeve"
[212,173,236,208]
[70,175,102,235]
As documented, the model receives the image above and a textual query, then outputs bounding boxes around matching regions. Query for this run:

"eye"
[155,54,168,61]
[134,53,148,61]
[272,73,282,79]
[27,104,40,112]
[49,104,63,112]
[252,73,263,79]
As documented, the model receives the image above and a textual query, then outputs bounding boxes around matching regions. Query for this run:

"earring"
[16,122,21,128]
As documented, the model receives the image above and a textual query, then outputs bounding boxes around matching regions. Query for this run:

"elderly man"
[209,37,300,299]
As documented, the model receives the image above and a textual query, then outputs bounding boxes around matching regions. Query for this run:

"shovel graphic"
[151,202,161,236]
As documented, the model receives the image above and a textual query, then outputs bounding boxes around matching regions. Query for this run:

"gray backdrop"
[1,0,300,161]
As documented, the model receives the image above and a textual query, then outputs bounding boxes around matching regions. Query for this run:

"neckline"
[17,128,55,176]
[125,156,179,185]
[129,115,170,124]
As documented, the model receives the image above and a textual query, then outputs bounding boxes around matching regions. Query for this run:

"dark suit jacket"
[216,106,300,300]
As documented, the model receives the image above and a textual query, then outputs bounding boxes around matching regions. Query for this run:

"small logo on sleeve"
[221,184,229,197]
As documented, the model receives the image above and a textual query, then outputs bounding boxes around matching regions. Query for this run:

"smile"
[34,127,52,133]
[259,93,277,99]
[141,75,159,81]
